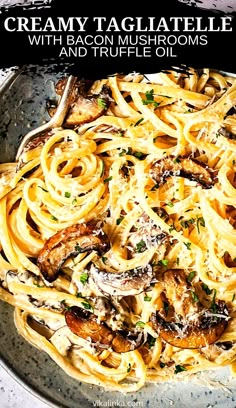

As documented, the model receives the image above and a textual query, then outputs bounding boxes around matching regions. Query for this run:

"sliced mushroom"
[151,269,229,349]
[162,269,199,317]
[51,78,112,127]
[90,263,154,296]
[65,306,143,353]
[37,222,109,282]
[217,127,236,140]
[150,155,216,189]
[127,212,169,257]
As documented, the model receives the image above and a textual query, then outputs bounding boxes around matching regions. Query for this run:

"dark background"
[0,0,235,78]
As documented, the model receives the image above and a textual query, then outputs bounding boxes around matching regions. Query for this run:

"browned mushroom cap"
[51,78,112,127]
[150,155,216,189]
[65,306,143,353]
[65,89,110,126]
[37,222,109,282]
[151,302,228,349]
[151,269,229,349]
[91,264,154,296]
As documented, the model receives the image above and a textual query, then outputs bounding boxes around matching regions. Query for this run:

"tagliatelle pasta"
[1,67,236,392]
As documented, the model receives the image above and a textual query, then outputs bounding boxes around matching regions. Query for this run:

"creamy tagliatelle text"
[1,67,236,392]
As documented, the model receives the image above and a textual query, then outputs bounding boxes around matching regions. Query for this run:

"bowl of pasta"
[1,64,236,408]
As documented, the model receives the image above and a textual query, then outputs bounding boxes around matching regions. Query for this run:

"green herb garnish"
[157,259,169,267]
[80,273,89,285]
[116,217,124,225]
[135,239,146,253]
[196,216,205,234]
[144,295,152,302]
[97,98,108,110]
[147,335,156,348]
[134,118,144,127]
[201,283,212,295]
[51,215,58,221]
[187,271,196,283]
[81,301,93,311]
[211,289,217,312]
[184,242,192,250]
[135,321,145,328]
[104,176,112,183]
[142,89,160,108]
[38,186,48,192]
[175,365,187,374]
[191,291,199,303]
[75,244,82,253]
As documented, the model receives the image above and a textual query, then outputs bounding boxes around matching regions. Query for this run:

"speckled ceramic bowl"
[1,65,236,408]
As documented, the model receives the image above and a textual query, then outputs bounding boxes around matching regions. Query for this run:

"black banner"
[0,0,235,78]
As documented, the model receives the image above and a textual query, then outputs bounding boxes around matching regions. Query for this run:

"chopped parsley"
[187,271,196,283]
[81,301,93,311]
[157,259,169,267]
[175,365,187,374]
[173,156,181,163]
[104,176,113,183]
[142,89,160,109]
[127,363,132,373]
[135,321,145,328]
[144,295,152,302]
[135,239,146,253]
[184,242,192,250]
[132,151,146,160]
[72,198,77,205]
[116,217,124,225]
[38,186,48,192]
[168,223,176,233]
[97,98,108,110]
[211,289,217,312]
[201,283,212,295]
[160,362,166,368]
[191,291,199,303]
[180,218,195,229]
[64,191,71,198]
[151,183,160,191]
[79,273,89,285]
[196,216,205,234]
[75,244,82,253]
[51,215,58,221]
[134,117,144,127]
[147,334,156,348]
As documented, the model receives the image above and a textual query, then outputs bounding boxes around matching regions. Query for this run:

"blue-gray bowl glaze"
[1,64,236,408]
